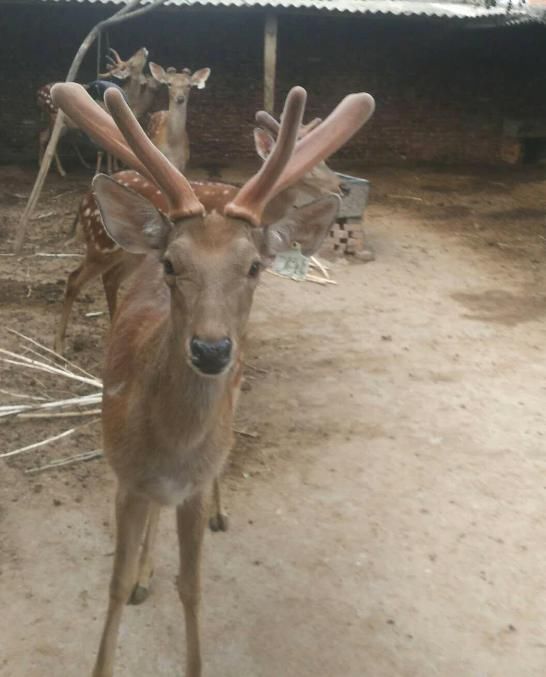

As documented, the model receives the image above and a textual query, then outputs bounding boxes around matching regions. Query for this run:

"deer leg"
[39,126,65,176]
[73,142,91,170]
[54,150,67,178]
[209,478,229,532]
[129,503,160,605]
[55,258,113,354]
[101,262,126,320]
[96,151,104,174]
[209,361,242,532]
[38,127,49,167]
[176,491,209,677]
[92,487,150,677]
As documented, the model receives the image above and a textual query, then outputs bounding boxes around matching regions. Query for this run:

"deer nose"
[190,337,232,375]
[175,95,185,104]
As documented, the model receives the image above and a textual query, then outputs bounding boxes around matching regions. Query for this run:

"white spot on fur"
[143,222,158,236]
[84,208,91,217]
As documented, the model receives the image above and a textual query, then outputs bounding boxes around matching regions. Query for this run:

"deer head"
[51,83,374,376]
[149,63,211,107]
[100,47,149,81]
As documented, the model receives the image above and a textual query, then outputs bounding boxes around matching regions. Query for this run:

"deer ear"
[110,66,131,81]
[191,68,211,89]
[149,62,169,84]
[93,174,171,254]
[265,194,340,257]
[254,128,275,161]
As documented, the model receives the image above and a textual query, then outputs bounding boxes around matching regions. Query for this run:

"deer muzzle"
[190,337,233,375]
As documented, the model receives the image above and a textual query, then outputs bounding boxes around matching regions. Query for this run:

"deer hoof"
[209,513,229,532]
[128,584,150,605]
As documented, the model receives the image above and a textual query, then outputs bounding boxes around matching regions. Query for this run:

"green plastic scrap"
[271,242,310,281]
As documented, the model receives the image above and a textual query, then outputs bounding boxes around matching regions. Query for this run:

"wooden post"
[264,12,278,114]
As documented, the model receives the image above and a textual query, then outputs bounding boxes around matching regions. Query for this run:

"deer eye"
[162,259,175,276]
[248,261,262,278]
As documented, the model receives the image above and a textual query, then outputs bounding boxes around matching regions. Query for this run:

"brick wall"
[1,2,546,167]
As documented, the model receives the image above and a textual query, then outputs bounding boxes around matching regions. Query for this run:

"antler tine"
[269,92,375,199]
[108,48,122,63]
[104,87,204,221]
[226,86,306,225]
[100,50,126,78]
[255,111,280,136]
[299,117,322,137]
[51,83,153,180]
[256,110,321,141]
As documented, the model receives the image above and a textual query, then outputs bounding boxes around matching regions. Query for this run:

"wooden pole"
[13,0,167,255]
[263,12,278,115]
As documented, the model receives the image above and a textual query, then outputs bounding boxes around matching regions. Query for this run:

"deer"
[99,47,164,122]
[146,63,211,171]
[54,114,344,355]
[51,80,374,677]
[37,47,160,176]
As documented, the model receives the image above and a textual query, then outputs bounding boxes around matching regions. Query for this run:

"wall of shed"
[1,3,546,168]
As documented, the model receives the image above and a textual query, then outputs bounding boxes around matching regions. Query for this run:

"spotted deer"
[37,47,160,176]
[100,47,164,122]
[51,81,374,677]
[55,115,345,354]
[146,63,211,171]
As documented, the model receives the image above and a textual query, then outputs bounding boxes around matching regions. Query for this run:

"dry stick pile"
[0,329,102,473]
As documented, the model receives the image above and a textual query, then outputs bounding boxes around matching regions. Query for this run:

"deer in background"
[146,63,211,171]
[36,47,161,176]
[100,47,164,122]
[253,110,349,219]
[51,80,374,677]
[54,113,345,354]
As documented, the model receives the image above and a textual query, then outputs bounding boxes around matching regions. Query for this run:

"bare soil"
[1,163,546,676]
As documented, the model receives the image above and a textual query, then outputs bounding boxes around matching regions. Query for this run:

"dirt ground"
[1,162,546,677]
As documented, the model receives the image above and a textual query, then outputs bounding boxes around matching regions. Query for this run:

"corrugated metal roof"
[39,0,533,22]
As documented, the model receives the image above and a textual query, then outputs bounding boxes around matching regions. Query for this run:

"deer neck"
[123,75,144,112]
[146,313,230,448]
[166,99,188,142]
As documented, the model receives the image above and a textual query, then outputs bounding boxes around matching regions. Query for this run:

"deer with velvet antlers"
[51,80,374,677]
[54,111,343,354]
